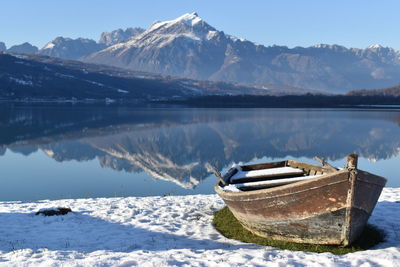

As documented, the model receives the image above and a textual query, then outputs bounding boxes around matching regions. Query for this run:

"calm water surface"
[1,104,400,201]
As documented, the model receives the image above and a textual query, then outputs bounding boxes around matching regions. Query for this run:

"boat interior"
[222,160,337,191]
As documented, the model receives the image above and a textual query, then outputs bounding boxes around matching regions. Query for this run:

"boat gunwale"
[216,159,349,197]
[216,160,387,199]
[215,169,350,200]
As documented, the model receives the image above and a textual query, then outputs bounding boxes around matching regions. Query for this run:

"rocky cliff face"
[99,27,145,46]
[39,37,106,60]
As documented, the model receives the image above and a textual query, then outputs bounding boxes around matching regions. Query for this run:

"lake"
[1,104,399,201]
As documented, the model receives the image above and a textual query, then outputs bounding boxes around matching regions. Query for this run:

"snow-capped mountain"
[7,42,38,54]
[85,13,400,93]
[0,42,6,52]
[99,27,145,46]
[355,44,400,65]
[37,27,144,60]
[4,13,400,93]
[39,37,106,60]
[86,13,231,80]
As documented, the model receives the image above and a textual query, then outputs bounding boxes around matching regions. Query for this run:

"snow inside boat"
[214,154,386,246]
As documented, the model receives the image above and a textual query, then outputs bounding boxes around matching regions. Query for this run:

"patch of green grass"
[213,207,385,255]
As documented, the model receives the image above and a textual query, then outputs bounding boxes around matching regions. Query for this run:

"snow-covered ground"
[0,188,399,266]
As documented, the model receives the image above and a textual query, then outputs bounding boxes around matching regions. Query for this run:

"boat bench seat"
[230,166,304,182]
[235,174,322,189]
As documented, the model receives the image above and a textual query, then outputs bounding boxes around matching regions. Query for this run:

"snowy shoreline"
[0,188,399,266]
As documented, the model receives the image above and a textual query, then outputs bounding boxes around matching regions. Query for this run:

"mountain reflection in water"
[1,104,400,200]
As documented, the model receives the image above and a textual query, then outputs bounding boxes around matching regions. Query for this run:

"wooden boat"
[213,154,386,246]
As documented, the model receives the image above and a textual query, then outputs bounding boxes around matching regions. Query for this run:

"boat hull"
[215,164,386,245]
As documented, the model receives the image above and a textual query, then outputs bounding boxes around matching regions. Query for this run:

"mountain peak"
[7,42,38,54]
[365,44,400,54]
[368,44,383,49]
[148,12,210,33]
[175,12,202,25]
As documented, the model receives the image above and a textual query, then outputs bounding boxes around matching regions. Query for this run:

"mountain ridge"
[2,13,400,93]
[347,83,400,97]
[84,13,400,93]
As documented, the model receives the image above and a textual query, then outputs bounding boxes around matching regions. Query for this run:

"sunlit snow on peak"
[42,42,55,50]
[147,12,205,33]
[176,12,203,26]
[368,44,383,49]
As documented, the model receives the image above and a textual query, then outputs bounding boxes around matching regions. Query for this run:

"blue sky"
[2,0,400,50]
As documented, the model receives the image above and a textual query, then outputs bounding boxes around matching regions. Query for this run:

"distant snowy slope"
[0,53,208,100]
[1,53,297,101]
